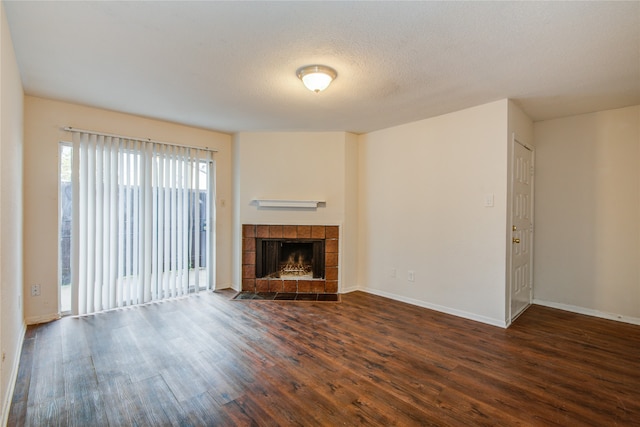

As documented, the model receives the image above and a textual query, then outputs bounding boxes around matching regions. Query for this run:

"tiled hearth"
[242,224,339,293]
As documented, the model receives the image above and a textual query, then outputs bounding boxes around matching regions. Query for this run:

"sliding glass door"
[59,133,216,316]
[59,143,73,313]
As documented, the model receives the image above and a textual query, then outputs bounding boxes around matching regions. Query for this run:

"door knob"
[513,238,521,244]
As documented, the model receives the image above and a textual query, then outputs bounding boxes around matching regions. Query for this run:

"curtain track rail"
[63,127,218,153]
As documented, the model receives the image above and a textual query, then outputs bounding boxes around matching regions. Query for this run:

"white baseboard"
[217,282,235,289]
[340,285,361,294]
[2,322,26,427]
[534,299,640,326]
[215,284,237,292]
[24,312,61,326]
[360,288,507,328]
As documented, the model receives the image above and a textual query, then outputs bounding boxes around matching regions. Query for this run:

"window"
[59,143,73,313]
[61,131,216,315]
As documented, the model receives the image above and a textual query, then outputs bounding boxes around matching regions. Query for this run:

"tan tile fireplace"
[242,224,339,293]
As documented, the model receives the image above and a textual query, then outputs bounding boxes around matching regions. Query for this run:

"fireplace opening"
[256,239,325,279]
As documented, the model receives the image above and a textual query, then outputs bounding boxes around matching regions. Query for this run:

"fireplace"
[242,225,339,293]
[256,239,325,279]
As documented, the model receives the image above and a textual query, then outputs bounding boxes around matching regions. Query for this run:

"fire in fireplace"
[256,239,325,279]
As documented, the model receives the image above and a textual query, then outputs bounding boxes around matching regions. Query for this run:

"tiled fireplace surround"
[242,224,339,293]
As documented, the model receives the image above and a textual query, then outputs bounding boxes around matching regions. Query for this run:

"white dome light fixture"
[296,65,337,93]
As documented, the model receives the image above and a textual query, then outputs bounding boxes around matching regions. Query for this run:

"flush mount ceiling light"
[296,65,337,93]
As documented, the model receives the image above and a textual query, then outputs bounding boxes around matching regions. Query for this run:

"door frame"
[507,133,535,326]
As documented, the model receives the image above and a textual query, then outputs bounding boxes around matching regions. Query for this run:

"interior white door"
[510,140,534,321]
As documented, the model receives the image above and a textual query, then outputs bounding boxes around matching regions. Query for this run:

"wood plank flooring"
[7,290,640,426]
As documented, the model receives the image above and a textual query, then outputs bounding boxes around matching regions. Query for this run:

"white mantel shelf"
[254,199,324,209]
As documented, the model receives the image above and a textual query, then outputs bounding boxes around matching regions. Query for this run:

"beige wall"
[1,1,26,422]
[232,131,358,290]
[343,132,359,290]
[22,96,233,324]
[534,106,640,322]
[358,100,510,326]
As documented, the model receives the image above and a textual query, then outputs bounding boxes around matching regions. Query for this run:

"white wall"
[22,96,233,324]
[0,1,26,422]
[232,131,358,290]
[358,100,510,326]
[534,106,640,323]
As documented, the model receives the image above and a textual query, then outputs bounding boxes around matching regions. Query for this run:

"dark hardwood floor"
[8,290,640,426]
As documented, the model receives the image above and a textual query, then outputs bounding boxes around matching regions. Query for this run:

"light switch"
[484,193,494,207]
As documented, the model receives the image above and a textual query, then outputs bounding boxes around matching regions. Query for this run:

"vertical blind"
[70,131,216,315]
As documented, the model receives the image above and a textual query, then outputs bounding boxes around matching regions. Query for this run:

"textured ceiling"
[4,1,640,134]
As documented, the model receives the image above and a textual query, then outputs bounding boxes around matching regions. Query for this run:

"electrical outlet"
[31,284,41,297]
[408,271,415,282]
